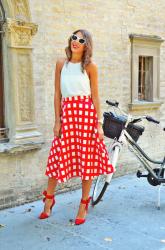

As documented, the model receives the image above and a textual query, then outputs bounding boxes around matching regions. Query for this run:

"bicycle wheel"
[91,174,112,206]
[91,144,119,206]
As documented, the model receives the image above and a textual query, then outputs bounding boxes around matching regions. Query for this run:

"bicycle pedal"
[137,170,148,178]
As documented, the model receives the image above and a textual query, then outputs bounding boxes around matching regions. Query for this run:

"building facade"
[0,0,165,209]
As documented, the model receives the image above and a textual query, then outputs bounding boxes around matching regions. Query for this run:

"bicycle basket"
[102,112,145,142]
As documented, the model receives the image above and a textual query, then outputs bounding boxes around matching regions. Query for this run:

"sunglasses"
[71,34,86,44]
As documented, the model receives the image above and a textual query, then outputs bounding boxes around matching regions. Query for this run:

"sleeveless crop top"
[60,61,91,97]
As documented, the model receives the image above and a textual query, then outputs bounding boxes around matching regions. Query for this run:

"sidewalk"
[0,173,165,250]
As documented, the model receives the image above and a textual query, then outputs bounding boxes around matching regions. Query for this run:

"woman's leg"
[75,179,93,219]
[43,177,58,214]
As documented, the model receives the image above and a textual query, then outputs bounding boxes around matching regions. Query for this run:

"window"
[129,34,164,110]
[138,56,153,101]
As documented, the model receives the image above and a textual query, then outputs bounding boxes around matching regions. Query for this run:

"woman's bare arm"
[54,59,62,123]
[88,62,102,122]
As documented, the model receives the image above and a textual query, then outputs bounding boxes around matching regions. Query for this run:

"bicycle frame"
[126,134,165,183]
[91,99,165,207]
[105,127,165,184]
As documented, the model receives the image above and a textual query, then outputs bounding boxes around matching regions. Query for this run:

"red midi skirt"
[45,95,115,183]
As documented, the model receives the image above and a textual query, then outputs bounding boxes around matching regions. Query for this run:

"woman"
[39,29,115,225]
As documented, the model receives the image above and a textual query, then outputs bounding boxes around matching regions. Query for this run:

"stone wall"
[0,0,165,209]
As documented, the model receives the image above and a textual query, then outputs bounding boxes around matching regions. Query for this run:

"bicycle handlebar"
[106,100,119,107]
[146,116,160,124]
[106,99,165,130]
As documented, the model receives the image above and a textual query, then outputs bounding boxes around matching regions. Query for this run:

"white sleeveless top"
[60,61,91,97]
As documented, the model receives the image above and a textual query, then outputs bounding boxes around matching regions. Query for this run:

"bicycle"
[91,99,165,209]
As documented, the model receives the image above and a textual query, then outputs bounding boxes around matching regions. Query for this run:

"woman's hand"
[53,120,62,138]
[97,123,104,140]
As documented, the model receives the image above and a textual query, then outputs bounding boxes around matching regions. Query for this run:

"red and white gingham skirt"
[45,95,115,183]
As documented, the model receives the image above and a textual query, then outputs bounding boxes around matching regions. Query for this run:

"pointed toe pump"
[74,196,92,225]
[39,190,55,219]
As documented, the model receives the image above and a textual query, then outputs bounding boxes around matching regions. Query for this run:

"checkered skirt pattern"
[45,95,115,183]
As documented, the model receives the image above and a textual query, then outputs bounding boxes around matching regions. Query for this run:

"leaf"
[24,208,32,213]
[104,237,112,242]
[0,224,5,228]
[68,219,75,226]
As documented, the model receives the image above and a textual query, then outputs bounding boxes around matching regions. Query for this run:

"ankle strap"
[42,190,54,199]
[81,196,91,204]
[80,196,91,211]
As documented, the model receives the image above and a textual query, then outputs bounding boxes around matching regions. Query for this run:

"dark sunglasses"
[71,34,86,44]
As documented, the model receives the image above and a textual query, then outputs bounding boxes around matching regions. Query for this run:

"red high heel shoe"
[39,190,55,219]
[74,196,92,225]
